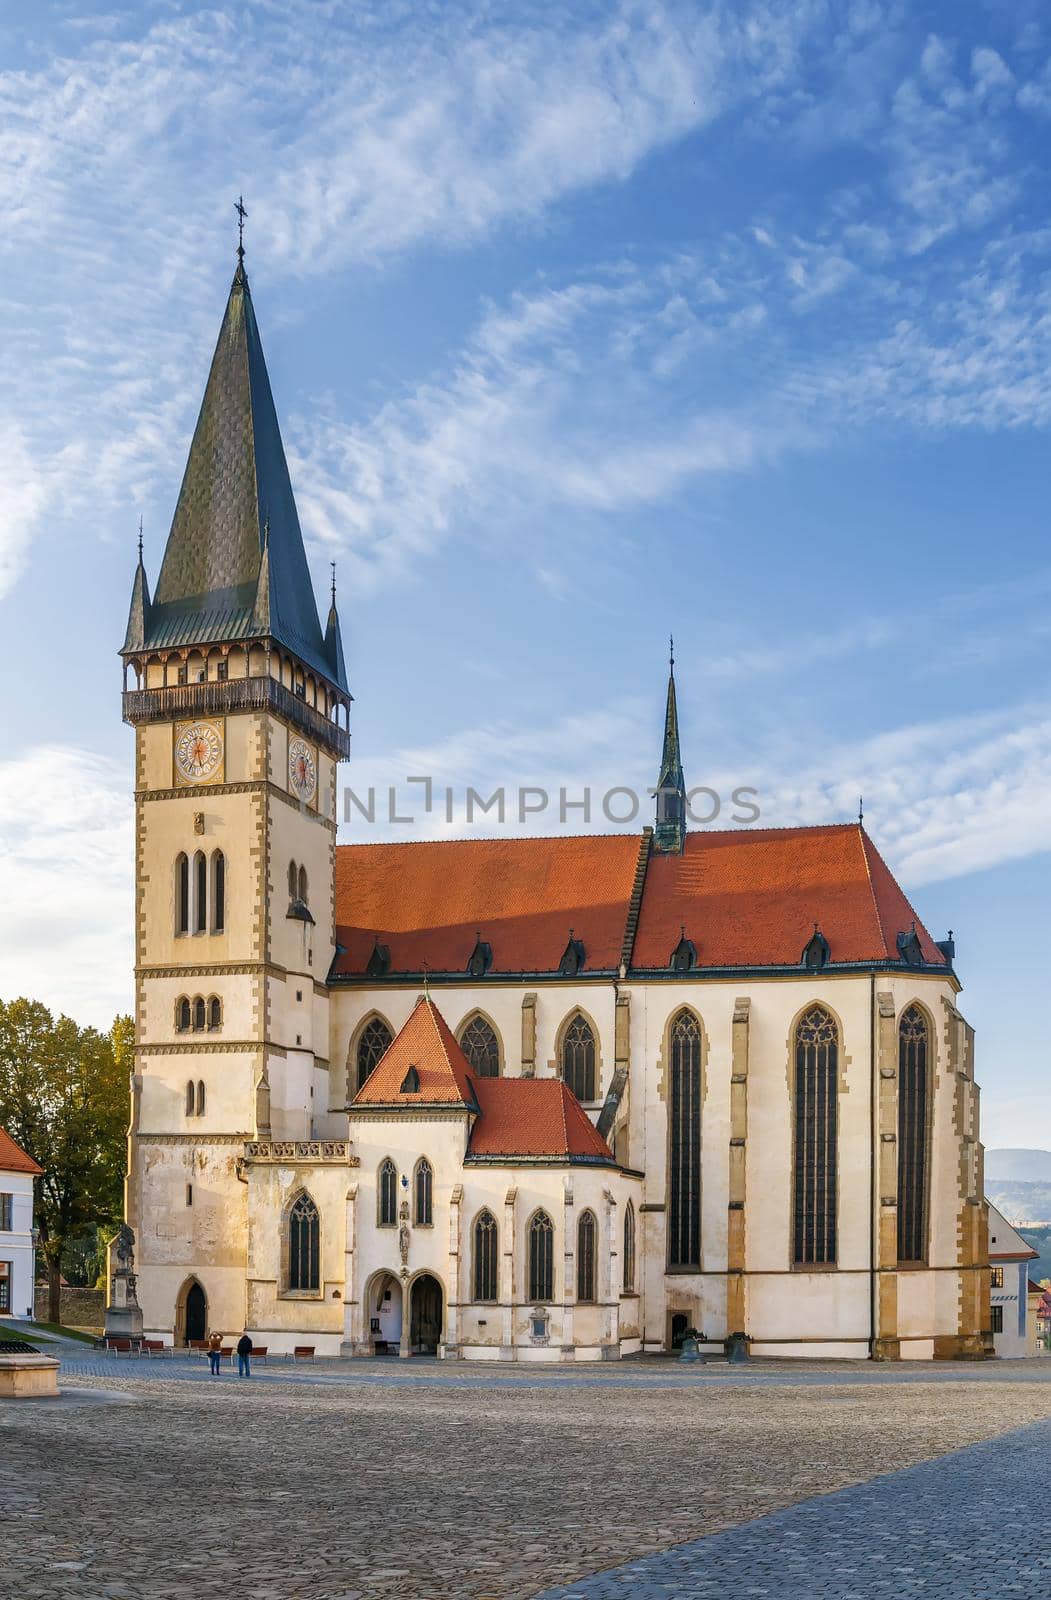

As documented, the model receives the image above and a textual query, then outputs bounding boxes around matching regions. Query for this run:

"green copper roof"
[135,262,348,691]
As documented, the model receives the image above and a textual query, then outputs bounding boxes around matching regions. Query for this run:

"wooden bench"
[188,1339,208,1357]
[142,1339,173,1358]
[107,1338,136,1356]
[249,1346,268,1363]
[291,1345,315,1363]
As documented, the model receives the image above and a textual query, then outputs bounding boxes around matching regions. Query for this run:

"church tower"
[119,239,350,1343]
[652,639,686,853]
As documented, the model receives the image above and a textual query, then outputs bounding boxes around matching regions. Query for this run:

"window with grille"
[357,1018,393,1090]
[474,1210,498,1302]
[378,1158,397,1227]
[897,1005,929,1263]
[414,1158,433,1226]
[529,1211,554,1301]
[991,1266,1004,1288]
[459,1014,501,1077]
[991,1304,1004,1334]
[577,1210,597,1302]
[561,1014,596,1101]
[793,1006,838,1265]
[288,1193,320,1291]
[668,1010,702,1268]
[623,1201,636,1293]
[0,1194,11,1231]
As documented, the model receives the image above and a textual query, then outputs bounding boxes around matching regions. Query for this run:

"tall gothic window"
[529,1211,554,1302]
[576,1210,597,1302]
[208,997,221,1030]
[897,1005,930,1263]
[378,1158,397,1227]
[196,1079,205,1116]
[194,851,207,933]
[185,1080,195,1116]
[288,1193,320,1292]
[212,851,225,933]
[298,864,309,905]
[473,1210,498,1302]
[459,1014,501,1077]
[357,1018,393,1091]
[177,997,191,1032]
[668,1009,702,1268]
[414,1158,433,1226]
[193,997,206,1031]
[176,854,189,935]
[561,1013,596,1102]
[793,1005,839,1265]
[623,1201,636,1293]
[288,860,298,900]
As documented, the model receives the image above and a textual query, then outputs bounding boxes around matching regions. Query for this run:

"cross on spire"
[137,514,143,561]
[669,633,675,674]
[331,560,337,607]
[235,194,247,262]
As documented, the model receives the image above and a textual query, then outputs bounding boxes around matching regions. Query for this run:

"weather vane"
[235,194,247,262]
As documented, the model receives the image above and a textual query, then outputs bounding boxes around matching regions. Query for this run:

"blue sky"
[0,1,1048,1143]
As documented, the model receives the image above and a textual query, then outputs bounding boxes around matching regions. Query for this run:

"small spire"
[421,960,431,1001]
[235,194,247,264]
[653,641,687,853]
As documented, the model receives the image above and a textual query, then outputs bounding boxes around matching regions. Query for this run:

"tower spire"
[653,639,687,854]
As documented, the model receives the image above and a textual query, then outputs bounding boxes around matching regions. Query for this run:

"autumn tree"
[0,999,130,1323]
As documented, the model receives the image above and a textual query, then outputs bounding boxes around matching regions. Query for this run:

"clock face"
[174,721,224,786]
[288,737,317,803]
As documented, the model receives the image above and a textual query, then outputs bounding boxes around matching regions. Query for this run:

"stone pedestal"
[103,1224,144,1343]
[0,1350,60,1398]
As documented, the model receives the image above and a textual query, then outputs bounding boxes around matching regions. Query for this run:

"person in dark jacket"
[236,1330,253,1378]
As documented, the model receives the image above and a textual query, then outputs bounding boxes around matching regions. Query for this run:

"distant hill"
[1018,1227,1051,1286]
[985,1181,1051,1227]
[985,1149,1051,1182]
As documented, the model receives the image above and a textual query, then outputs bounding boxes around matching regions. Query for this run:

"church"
[119,243,991,1361]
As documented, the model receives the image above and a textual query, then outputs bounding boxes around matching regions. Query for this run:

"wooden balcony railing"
[122,677,350,758]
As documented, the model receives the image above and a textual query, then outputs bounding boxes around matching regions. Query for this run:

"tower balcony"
[122,676,351,760]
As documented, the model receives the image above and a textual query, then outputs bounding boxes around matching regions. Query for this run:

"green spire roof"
[135,261,347,691]
[653,637,686,853]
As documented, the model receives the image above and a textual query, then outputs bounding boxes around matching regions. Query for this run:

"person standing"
[207,1330,223,1375]
[236,1329,253,1378]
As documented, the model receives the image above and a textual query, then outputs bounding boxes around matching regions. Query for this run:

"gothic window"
[378,1158,397,1227]
[194,851,207,933]
[176,854,189,935]
[298,865,309,905]
[576,1210,597,1303]
[177,998,191,1032]
[528,1211,554,1302]
[473,1210,498,1302]
[623,1201,636,1293]
[561,1013,596,1102]
[793,1005,839,1266]
[196,1080,205,1116]
[288,860,298,900]
[458,1014,501,1078]
[193,997,206,1031]
[897,1005,930,1264]
[185,1080,195,1116]
[668,1009,702,1268]
[357,1018,393,1090]
[212,851,225,933]
[288,1193,320,1292]
[414,1158,433,1226]
[208,997,221,1030]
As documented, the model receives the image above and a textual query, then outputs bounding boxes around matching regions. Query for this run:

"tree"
[0,999,130,1323]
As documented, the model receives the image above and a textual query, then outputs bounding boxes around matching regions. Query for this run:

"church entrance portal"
[181,1280,207,1344]
[371,1274,403,1354]
[410,1274,443,1355]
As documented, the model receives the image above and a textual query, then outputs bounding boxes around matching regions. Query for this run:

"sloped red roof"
[0,1127,42,1176]
[468,1078,614,1162]
[352,997,475,1106]
[334,834,640,976]
[632,824,946,970]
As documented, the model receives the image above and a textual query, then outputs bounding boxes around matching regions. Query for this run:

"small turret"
[122,519,152,653]
[653,637,687,854]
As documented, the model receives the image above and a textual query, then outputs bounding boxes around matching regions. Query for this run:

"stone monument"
[103,1223,144,1344]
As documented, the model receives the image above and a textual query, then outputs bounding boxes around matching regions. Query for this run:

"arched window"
[208,997,221,1030]
[177,998,191,1032]
[288,1193,320,1292]
[176,854,189,935]
[212,851,225,933]
[528,1211,554,1302]
[623,1201,636,1293]
[193,997,206,1031]
[185,1080,195,1116]
[561,1013,596,1102]
[357,1017,393,1090]
[793,1005,839,1265]
[898,1006,930,1264]
[668,1009,702,1268]
[458,1014,501,1078]
[298,864,309,905]
[414,1158,433,1226]
[473,1210,498,1302]
[196,1079,205,1117]
[194,851,207,933]
[576,1210,597,1302]
[288,860,298,900]
[378,1158,397,1227]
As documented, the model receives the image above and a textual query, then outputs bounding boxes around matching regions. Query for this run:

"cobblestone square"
[4,1349,1051,1599]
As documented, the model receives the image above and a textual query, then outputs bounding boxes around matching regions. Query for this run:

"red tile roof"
[0,1127,42,1176]
[334,824,945,975]
[631,824,947,970]
[352,997,475,1106]
[334,834,640,976]
[468,1078,614,1162]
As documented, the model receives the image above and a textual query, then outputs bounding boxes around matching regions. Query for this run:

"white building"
[118,248,992,1361]
[987,1201,1037,1359]
[0,1128,41,1322]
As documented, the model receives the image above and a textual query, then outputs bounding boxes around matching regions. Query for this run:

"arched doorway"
[669,1312,689,1352]
[370,1274,403,1354]
[410,1274,443,1355]
[175,1278,207,1345]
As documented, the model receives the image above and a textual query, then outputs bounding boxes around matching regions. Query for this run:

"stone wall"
[34,1286,105,1331]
